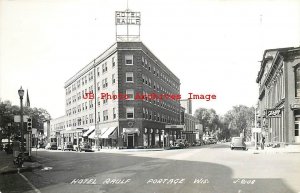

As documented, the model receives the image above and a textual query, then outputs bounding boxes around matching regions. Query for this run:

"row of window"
[64,105,179,128]
[66,56,116,95]
[266,70,285,108]
[67,88,179,116]
[66,54,179,96]
[142,56,179,91]
[142,74,180,102]
[142,108,179,124]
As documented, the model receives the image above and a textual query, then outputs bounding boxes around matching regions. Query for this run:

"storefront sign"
[267,109,281,117]
[165,125,184,129]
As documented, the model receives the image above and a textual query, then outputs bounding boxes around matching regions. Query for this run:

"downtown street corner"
[1,3,300,193]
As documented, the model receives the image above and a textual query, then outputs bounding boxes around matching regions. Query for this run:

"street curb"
[247,149,300,154]
[0,162,43,175]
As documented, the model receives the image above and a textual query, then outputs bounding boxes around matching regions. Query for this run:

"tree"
[217,116,231,140]
[194,108,219,134]
[0,100,51,142]
[223,105,254,140]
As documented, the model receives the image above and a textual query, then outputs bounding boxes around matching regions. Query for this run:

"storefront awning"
[100,127,117,139]
[88,130,95,139]
[123,128,140,134]
[83,126,95,137]
[109,128,118,139]
[60,129,82,134]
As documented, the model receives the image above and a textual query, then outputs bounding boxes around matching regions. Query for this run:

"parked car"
[79,143,93,152]
[38,143,46,149]
[46,142,58,150]
[230,137,246,150]
[63,142,74,151]
[174,139,189,149]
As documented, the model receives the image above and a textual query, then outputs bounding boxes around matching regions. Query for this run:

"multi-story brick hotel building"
[59,41,181,148]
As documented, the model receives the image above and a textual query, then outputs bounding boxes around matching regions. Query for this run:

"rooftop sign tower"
[115,2,141,42]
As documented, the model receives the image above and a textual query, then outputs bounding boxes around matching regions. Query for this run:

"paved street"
[1,143,300,193]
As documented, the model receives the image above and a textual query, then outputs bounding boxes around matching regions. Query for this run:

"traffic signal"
[27,117,32,131]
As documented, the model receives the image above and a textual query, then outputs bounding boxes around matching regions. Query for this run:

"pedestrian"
[261,135,265,150]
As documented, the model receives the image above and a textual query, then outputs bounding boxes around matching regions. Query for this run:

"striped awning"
[83,126,95,137]
[100,127,117,139]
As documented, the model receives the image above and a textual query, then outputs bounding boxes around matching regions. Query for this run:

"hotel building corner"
[256,46,300,144]
[51,41,182,149]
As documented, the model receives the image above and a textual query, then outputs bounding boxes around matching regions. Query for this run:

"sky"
[1,0,300,119]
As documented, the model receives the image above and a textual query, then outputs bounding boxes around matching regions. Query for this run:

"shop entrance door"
[127,134,134,148]
[295,121,300,143]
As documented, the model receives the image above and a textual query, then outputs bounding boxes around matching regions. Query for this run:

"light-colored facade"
[180,99,192,115]
[49,115,67,146]
[61,41,181,148]
[256,46,300,144]
[180,99,201,144]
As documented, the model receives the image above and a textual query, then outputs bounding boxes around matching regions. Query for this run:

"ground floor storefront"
[260,106,300,144]
[50,121,187,149]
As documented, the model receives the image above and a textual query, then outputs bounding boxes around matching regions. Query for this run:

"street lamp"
[18,86,25,155]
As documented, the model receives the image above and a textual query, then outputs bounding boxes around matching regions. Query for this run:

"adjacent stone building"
[256,46,300,144]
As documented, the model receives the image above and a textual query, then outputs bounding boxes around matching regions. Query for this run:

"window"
[103,98,108,105]
[295,65,300,97]
[112,57,115,68]
[97,67,100,76]
[89,114,93,123]
[126,107,134,119]
[143,108,146,119]
[97,82,100,91]
[126,89,134,100]
[113,108,116,119]
[125,55,133,65]
[126,72,134,82]
[112,74,116,84]
[102,62,108,73]
[102,78,108,88]
[103,110,108,121]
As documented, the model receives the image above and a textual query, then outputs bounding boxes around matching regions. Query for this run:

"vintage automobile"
[230,137,246,150]
[62,142,74,151]
[78,142,93,152]
[172,139,189,149]
[45,142,58,150]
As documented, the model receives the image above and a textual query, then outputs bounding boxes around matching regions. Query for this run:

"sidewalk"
[0,151,42,175]
[246,142,300,154]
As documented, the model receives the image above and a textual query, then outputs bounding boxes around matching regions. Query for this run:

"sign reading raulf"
[115,11,141,25]
[267,109,281,117]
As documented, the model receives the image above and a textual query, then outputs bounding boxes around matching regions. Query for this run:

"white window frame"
[126,89,134,100]
[126,107,134,119]
[125,55,133,65]
[126,72,134,83]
